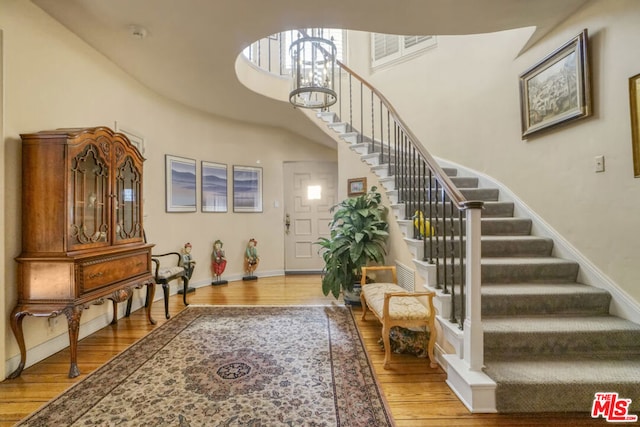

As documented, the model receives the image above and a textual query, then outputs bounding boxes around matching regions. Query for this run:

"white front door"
[283,161,338,273]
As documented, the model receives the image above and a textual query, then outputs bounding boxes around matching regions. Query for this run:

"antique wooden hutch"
[9,127,156,378]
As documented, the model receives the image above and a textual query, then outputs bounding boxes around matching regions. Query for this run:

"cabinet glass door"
[69,144,109,248]
[115,156,143,243]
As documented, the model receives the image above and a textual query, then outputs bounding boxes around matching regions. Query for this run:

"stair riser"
[430,262,579,287]
[495,383,640,413]
[484,330,640,359]
[400,202,514,219]
[482,263,579,284]
[389,165,457,177]
[433,262,579,285]
[392,176,479,189]
[394,188,499,202]
[482,219,532,236]
[482,293,611,317]
[411,238,553,259]
[399,218,533,236]
[439,239,552,258]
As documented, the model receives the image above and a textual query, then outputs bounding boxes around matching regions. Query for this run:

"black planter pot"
[343,283,362,306]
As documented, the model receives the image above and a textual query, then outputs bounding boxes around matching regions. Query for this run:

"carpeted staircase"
[317,110,640,414]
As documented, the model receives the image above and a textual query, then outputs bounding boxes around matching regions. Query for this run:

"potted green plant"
[315,186,389,303]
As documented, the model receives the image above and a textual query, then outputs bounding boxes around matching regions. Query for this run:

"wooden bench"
[359,266,437,369]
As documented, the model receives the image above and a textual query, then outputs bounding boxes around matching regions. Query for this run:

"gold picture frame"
[629,73,640,177]
[348,177,367,196]
[519,29,591,138]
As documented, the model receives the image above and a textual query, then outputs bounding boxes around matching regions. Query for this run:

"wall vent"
[396,261,415,292]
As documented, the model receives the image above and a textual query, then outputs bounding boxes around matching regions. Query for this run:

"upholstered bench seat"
[157,266,186,280]
[361,282,430,320]
[360,266,437,369]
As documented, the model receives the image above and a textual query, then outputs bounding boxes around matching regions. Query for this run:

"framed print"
[348,177,367,196]
[630,73,640,178]
[201,161,228,212]
[165,155,196,212]
[519,29,591,138]
[233,165,263,212]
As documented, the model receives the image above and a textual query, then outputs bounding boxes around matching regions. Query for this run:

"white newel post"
[463,202,484,371]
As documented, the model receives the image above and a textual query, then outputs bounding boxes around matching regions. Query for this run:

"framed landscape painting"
[202,161,228,212]
[233,165,263,213]
[165,155,197,212]
[519,29,591,138]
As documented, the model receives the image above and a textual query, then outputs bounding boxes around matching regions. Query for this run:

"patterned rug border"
[17,305,395,426]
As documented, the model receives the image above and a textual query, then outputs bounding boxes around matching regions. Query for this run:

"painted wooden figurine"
[243,238,259,281]
[211,239,228,285]
[179,242,196,294]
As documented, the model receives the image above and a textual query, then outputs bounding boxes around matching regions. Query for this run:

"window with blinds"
[371,34,436,68]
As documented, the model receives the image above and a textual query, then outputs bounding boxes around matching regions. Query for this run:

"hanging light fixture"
[289,30,337,109]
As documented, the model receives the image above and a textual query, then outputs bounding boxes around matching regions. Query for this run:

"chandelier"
[289,31,337,109]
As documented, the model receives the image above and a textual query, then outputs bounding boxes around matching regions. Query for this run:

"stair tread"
[480,235,551,242]
[485,358,640,384]
[481,257,576,265]
[484,315,640,333]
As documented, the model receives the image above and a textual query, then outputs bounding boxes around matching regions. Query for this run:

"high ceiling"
[32,0,590,146]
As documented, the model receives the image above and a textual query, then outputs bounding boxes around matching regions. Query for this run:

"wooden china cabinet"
[9,127,156,379]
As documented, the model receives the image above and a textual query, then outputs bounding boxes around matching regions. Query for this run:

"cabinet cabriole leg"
[64,305,83,378]
[7,309,29,379]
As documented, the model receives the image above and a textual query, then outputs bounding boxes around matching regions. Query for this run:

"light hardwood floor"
[1,275,604,426]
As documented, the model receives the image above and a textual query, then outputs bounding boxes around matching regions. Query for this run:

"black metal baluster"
[434,180,442,292]
[458,208,466,330]
[428,170,435,266]
[380,100,384,164]
[359,82,364,144]
[348,75,353,133]
[448,200,458,325]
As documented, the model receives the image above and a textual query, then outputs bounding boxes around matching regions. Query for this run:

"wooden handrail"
[337,60,468,208]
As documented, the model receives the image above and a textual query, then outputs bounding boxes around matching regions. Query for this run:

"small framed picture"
[519,29,591,138]
[165,155,196,212]
[347,177,367,196]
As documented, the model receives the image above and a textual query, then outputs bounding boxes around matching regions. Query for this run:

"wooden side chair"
[149,252,190,319]
[125,251,190,320]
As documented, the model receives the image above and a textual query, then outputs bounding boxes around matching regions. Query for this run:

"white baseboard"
[444,354,497,413]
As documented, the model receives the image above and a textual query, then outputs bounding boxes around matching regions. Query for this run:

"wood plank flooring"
[0,275,604,426]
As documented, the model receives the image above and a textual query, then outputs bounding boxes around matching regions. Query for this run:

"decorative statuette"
[211,239,228,285]
[178,242,196,294]
[243,238,259,281]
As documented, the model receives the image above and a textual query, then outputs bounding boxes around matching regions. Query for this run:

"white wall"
[1,0,336,376]
[346,0,640,304]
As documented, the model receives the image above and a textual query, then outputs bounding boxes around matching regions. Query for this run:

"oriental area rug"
[17,305,394,426]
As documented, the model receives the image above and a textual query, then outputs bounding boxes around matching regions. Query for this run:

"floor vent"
[396,261,415,292]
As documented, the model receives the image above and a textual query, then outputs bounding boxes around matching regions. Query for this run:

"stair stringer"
[436,157,640,324]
